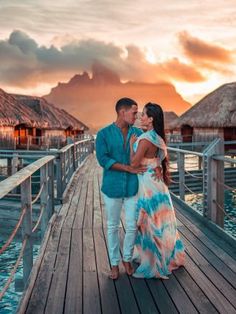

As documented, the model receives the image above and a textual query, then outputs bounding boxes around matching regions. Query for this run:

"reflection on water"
[185,191,236,238]
[0,238,40,314]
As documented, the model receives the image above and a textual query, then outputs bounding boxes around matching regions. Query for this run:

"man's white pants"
[102,194,137,266]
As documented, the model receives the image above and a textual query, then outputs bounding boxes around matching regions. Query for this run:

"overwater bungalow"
[172,82,236,146]
[164,111,180,142]
[0,88,88,149]
[13,95,88,142]
[0,88,42,147]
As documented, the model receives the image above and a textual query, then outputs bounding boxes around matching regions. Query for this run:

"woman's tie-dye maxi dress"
[133,130,185,279]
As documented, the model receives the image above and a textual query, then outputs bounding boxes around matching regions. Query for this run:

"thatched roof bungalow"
[164,111,179,131]
[13,94,88,138]
[0,88,89,149]
[173,82,236,143]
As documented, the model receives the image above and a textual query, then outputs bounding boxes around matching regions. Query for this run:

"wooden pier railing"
[0,139,93,301]
[168,138,236,246]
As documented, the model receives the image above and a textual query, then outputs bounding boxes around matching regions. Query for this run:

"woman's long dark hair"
[145,102,170,186]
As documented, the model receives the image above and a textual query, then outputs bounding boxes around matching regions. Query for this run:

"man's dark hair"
[115,97,137,113]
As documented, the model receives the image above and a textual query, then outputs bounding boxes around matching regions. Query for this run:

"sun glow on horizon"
[145,49,157,64]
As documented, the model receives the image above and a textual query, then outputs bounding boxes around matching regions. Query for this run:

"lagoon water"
[0,236,40,313]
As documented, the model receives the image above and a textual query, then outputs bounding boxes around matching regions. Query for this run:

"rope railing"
[0,207,26,255]
[183,182,202,197]
[31,182,45,205]
[170,178,180,184]
[32,204,46,233]
[0,236,28,301]
[214,178,236,192]
[185,169,203,180]
[213,200,236,223]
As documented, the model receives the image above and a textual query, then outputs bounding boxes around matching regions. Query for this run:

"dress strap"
[136,130,167,161]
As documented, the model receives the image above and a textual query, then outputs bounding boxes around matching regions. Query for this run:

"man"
[96,97,145,279]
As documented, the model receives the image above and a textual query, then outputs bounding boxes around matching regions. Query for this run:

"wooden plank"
[73,180,88,230]
[83,166,95,229]
[174,201,236,259]
[178,223,236,289]
[64,228,83,314]
[146,279,178,314]
[26,215,64,314]
[93,229,120,314]
[119,219,160,313]
[26,173,81,313]
[101,217,139,313]
[97,171,107,231]
[93,169,103,229]
[63,174,84,230]
[44,228,71,314]
[173,267,218,313]
[83,272,101,314]
[176,209,236,273]
[83,228,101,314]
[182,244,236,313]
[179,231,236,309]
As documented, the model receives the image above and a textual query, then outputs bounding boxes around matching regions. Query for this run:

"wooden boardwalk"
[19,155,236,314]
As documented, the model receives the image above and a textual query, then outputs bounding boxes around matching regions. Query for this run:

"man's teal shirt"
[96,123,143,198]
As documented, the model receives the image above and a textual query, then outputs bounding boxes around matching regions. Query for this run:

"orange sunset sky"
[0,0,235,107]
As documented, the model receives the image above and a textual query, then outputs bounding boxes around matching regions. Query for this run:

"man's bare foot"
[109,266,119,280]
[122,261,134,275]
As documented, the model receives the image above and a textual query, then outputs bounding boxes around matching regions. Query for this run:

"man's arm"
[95,131,146,174]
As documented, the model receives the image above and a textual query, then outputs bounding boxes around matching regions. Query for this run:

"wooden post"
[27,136,30,150]
[48,159,54,216]
[198,156,202,170]
[12,154,19,194]
[12,154,18,174]
[21,177,33,287]
[177,152,185,201]
[75,142,79,168]
[56,153,63,202]
[203,138,224,227]
[40,163,49,237]
[7,158,12,176]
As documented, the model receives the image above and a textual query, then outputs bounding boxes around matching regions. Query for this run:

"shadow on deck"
[18,155,236,314]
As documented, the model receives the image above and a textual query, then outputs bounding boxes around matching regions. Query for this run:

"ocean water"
[185,191,236,238]
[0,237,40,314]
[170,154,236,239]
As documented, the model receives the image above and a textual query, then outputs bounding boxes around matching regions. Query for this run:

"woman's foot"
[109,266,119,280]
[122,261,134,275]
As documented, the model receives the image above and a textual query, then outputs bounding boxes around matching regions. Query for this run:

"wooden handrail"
[0,156,55,199]
[213,155,236,164]
[167,146,203,157]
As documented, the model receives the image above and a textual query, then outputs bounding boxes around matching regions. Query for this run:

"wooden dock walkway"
[19,155,236,314]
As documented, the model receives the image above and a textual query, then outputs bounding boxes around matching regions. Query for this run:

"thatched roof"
[0,88,41,127]
[12,94,89,131]
[164,111,179,129]
[175,82,236,128]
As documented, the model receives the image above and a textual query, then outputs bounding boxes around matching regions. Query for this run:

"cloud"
[0,30,207,89]
[178,31,234,64]
[159,58,205,82]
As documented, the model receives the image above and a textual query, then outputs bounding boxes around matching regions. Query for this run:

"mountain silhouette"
[44,63,191,131]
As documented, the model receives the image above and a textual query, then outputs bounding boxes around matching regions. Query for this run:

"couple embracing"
[96,98,185,280]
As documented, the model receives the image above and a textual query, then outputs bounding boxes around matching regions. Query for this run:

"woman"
[130,103,185,279]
